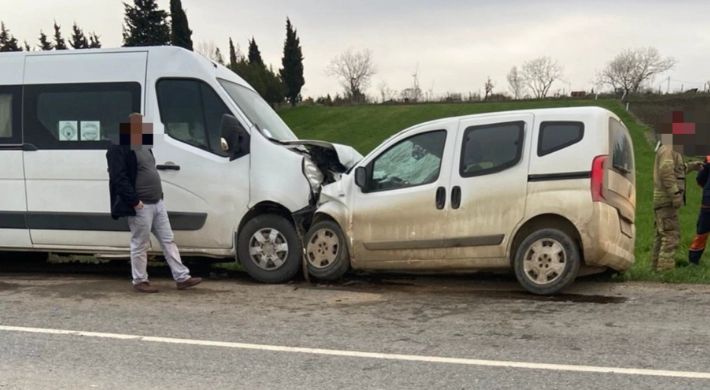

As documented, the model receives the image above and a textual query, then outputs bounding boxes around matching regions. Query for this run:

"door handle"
[157,163,180,171]
[451,186,461,209]
[435,187,446,210]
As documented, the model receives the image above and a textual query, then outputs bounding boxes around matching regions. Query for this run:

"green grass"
[279,99,710,284]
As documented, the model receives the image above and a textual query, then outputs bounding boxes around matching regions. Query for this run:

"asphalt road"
[1,261,710,389]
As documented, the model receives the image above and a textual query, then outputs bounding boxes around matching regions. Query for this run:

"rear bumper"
[580,202,635,271]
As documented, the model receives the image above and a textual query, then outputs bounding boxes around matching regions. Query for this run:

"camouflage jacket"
[653,144,690,208]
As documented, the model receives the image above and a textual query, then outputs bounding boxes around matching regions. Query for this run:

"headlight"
[303,156,324,190]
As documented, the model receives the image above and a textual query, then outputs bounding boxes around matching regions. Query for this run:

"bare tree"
[484,76,495,100]
[195,40,220,62]
[507,66,525,99]
[596,47,676,97]
[326,48,378,102]
[520,57,564,98]
[377,81,398,103]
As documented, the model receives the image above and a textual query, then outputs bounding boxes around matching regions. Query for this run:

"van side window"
[537,121,584,157]
[0,86,21,145]
[460,121,524,177]
[156,79,233,157]
[23,82,141,150]
[368,130,447,193]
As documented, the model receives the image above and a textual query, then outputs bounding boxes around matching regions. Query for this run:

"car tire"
[304,220,350,281]
[513,228,581,295]
[237,214,302,284]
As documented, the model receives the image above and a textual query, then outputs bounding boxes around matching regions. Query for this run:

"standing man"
[106,113,202,293]
[688,156,710,265]
[652,134,702,272]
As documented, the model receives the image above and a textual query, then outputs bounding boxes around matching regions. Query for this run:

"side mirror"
[354,166,367,190]
[220,114,249,161]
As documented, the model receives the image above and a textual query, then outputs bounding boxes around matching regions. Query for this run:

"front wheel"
[304,220,350,281]
[513,228,581,295]
[237,214,303,284]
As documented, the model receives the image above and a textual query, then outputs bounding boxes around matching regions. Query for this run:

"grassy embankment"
[278,99,710,284]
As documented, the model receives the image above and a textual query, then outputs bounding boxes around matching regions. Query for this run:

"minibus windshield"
[218,79,298,142]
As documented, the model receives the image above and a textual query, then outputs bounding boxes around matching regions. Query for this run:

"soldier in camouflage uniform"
[652,141,703,271]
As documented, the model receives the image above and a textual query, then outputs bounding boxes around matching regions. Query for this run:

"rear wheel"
[513,228,581,295]
[237,214,302,284]
[304,220,350,281]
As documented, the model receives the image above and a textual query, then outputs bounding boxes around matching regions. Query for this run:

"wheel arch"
[508,213,584,267]
[309,210,356,264]
[235,201,297,262]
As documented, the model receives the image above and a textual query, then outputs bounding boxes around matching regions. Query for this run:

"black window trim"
[364,129,448,194]
[23,81,142,150]
[537,120,585,157]
[155,76,237,158]
[0,84,22,146]
[459,120,525,178]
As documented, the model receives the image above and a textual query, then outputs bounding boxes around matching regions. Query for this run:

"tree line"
[0,0,305,107]
[0,0,687,106]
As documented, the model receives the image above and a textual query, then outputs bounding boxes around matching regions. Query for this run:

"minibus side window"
[23,82,141,150]
[0,90,18,143]
[156,78,234,157]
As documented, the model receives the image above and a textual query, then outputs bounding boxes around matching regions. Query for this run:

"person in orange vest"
[688,155,710,265]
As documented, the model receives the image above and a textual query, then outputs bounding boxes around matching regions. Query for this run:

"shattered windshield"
[372,130,447,190]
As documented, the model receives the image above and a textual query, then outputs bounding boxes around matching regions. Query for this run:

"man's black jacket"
[106,144,154,220]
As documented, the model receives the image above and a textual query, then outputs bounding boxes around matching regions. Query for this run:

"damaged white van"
[0,46,360,283]
[303,106,636,295]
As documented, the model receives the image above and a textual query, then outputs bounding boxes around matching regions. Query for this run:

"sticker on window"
[80,121,101,141]
[59,121,78,141]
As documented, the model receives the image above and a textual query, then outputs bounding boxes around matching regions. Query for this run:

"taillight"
[591,155,608,202]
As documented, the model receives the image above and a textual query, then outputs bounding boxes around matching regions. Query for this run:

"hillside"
[278,99,710,283]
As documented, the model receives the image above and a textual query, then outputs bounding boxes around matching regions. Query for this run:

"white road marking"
[1,324,709,380]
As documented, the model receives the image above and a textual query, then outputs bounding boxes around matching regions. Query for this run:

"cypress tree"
[53,21,67,50]
[228,37,238,68]
[279,18,305,106]
[38,30,54,50]
[247,37,263,66]
[170,0,193,50]
[70,22,89,49]
[214,47,224,65]
[0,22,21,52]
[122,0,171,47]
[88,33,102,48]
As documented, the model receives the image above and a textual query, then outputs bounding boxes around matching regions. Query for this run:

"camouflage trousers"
[652,206,680,271]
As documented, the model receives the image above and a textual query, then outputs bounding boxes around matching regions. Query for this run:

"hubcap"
[306,228,340,269]
[248,228,289,271]
[522,238,566,285]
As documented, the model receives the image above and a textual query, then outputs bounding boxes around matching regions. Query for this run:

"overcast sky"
[1,0,709,99]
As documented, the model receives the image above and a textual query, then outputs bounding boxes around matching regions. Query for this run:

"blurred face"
[122,113,154,149]
[656,108,710,157]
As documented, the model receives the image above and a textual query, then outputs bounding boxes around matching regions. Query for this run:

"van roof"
[0,45,254,91]
[1,45,199,58]
[403,105,620,133]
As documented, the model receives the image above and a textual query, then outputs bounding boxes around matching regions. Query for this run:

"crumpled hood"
[279,140,363,171]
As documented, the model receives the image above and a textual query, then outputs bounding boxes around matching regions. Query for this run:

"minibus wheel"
[237,214,302,284]
[304,220,350,281]
[513,228,581,295]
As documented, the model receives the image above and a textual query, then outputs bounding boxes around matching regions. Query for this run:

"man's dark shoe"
[176,277,202,290]
[133,282,158,293]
